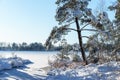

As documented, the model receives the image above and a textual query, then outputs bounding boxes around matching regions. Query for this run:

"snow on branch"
[55,0,91,24]
[45,25,71,50]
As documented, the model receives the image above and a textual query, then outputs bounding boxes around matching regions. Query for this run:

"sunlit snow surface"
[0,51,120,80]
[46,61,120,80]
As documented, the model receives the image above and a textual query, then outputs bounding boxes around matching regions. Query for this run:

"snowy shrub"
[0,56,31,71]
[72,54,82,62]
[48,55,59,68]
[57,53,70,61]
[9,58,23,67]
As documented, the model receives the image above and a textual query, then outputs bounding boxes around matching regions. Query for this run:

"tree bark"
[75,17,88,65]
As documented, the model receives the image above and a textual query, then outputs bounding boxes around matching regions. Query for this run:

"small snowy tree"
[58,39,72,61]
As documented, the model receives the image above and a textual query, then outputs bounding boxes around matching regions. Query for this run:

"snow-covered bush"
[48,55,59,67]
[48,40,83,69]
[0,56,31,71]
[58,39,72,61]
[68,54,82,62]
[48,54,69,69]
[9,57,23,67]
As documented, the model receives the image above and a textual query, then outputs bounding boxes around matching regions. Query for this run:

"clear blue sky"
[0,0,115,44]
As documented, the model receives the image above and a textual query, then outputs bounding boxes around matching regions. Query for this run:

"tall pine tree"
[45,0,111,65]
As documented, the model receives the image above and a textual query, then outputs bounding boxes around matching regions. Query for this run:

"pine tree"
[45,0,111,65]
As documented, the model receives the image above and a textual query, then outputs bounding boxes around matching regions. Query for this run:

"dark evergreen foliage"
[0,42,62,51]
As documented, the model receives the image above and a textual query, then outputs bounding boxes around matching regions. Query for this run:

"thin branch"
[82,36,90,39]
[81,29,99,32]
[68,21,75,25]
[64,28,98,32]
[66,27,78,32]
[81,23,89,30]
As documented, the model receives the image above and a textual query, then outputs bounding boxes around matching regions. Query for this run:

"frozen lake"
[0,51,56,79]
[0,51,89,68]
[0,51,58,68]
[0,51,57,57]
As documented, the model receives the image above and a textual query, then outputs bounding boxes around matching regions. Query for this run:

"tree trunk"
[75,17,88,65]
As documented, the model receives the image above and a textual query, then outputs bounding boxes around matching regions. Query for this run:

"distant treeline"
[0,42,62,51]
[0,42,114,51]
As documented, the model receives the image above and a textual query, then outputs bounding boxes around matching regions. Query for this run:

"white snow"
[46,61,120,80]
[0,52,120,80]
[0,52,53,80]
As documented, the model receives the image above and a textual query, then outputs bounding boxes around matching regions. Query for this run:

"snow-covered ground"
[0,52,53,80]
[0,52,120,80]
[46,61,120,80]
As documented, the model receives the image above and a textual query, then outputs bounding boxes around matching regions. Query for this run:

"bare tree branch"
[81,23,89,30]
[81,29,98,32]
[64,27,78,32]
[82,36,90,39]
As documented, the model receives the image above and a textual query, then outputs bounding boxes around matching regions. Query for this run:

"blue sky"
[0,0,115,44]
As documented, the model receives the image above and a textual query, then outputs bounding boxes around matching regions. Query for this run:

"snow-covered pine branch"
[45,25,70,50]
